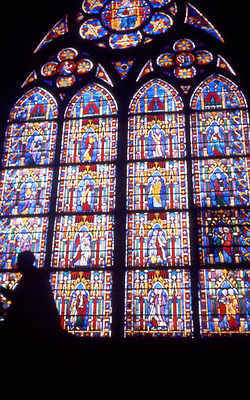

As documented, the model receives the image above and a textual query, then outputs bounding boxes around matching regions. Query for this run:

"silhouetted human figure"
[0,251,61,350]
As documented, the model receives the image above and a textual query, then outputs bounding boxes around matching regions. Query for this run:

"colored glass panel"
[96,64,114,87]
[127,161,188,211]
[109,31,142,49]
[125,269,193,337]
[3,121,57,167]
[128,112,185,160]
[52,215,114,269]
[174,66,196,79]
[191,75,247,110]
[143,13,173,35]
[191,109,250,157]
[56,75,76,88]
[50,271,112,337]
[65,84,117,118]
[129,79,184,114]
[195,50,213,65]
[197,209,250,265]
[61,117,118,164]
[199,269,249,335]
[9,88,58,122]
[82,0,106,14]
[149,0,171,8]
[0,168,53,216]
[126,212,190,267]
[192,157,250,208]
[173,38,195,52]
[57,48,78,61]
[185,4,224,43]
[101,0,151,31]
[57,164,116,213]
[57,61,76,76]
[0,272,22,323]
[113,60,134,79]
[34,16,69,54]
[79,19,108,40]
[136,60,154,82]
[157,53,175,68]
[76,59,93,74]
[0,217,48,269]
[41,62,58,77]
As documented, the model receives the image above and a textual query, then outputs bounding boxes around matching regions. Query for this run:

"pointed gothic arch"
[0,1,249,342]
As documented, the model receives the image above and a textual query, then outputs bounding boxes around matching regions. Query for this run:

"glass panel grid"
[125,269,193,337]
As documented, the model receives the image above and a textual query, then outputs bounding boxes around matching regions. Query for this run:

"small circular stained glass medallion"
[175,52,195,67]
[56,75,76,88]
[174,66,196,79]
[41,62,58,77]
[101,0,151,32]
[80,19,108,40]
[57,48,78,62]
[143,13,173,35]
[76,59,94,74]
[173,39,195,52]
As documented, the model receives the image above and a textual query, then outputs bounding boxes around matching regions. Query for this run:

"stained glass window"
[1,1,249,343]
[0,88,58,271]
[191,75,250,336]
[125,78,192,336]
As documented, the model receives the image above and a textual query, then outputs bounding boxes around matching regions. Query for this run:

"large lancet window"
[0,1,249,342]
[191,75,249,336]
[125,79,192,336]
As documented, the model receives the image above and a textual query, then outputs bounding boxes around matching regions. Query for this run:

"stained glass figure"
[34,16,69,54]
[193,157,250,208]
[3,121,57,167]
[0,217,48,269]
[61,118,117,164]
[125,269,192,336]
[101,0,151,31]
[199,269,249,335]
[128,79,185,160]
[185,3,224,43]
[57,164,116,213]
[0,168,53,216]
[127,161,188,211]
[50,271,112,337]
[191,110,250,158]
[52,215,114,269]
[9,88,58,122]
[126,212,190,267]
[197,209,250,265]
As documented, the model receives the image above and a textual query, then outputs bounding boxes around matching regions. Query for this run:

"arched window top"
[129,79,184,114]
[9,87,58,122]
[65,83,118,119]
[191,75,247,111]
